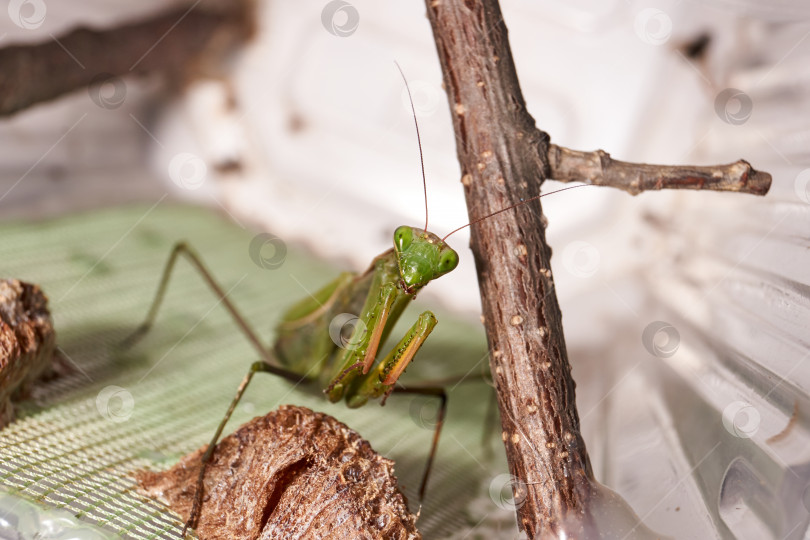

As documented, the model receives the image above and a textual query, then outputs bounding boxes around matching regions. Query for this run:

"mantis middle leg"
[182,360,312,535]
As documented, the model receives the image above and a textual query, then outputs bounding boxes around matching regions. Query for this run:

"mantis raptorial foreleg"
[323,256,438,405]
[349,311,438,407]
[323,264,399,401]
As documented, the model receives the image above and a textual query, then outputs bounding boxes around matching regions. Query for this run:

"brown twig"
[548,145,772,195]
[426,2,594,537]
[424,0,770,538]
[0,1,254,117]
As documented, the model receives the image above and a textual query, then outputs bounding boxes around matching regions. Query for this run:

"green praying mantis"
[122,64,588,535]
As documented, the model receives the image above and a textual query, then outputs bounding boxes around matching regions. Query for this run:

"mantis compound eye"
[437,249,459,275]
[394,226,413,252]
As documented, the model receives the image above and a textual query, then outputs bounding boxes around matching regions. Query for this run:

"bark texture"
[136,405,420,540]
[0,279,56,428]
[426,2,594,537]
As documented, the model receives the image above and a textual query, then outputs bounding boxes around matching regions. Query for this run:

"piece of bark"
[135,405,420,540]
[0,279,56,428]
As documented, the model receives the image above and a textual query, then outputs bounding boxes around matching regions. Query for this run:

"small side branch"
[547,144,772,196]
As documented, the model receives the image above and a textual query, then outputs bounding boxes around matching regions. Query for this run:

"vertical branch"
[426,1,593,537]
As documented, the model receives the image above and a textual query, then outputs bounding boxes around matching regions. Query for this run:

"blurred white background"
[1,0,809,538]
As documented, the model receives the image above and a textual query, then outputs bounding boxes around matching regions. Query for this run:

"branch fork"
[424,1,771,537]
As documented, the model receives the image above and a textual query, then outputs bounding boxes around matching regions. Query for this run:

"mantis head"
[394,226,459,294]
[390,63,589,296]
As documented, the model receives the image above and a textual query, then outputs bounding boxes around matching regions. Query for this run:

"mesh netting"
[0,205,503,539]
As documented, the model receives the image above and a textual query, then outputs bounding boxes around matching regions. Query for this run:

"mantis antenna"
[441,184,593,242]
[393,63,591,242]
[395,61,429,235]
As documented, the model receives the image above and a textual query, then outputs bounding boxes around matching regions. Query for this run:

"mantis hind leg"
[392,370,497,501]
[183,360,311,536]
[120,241,277,368]
[388,385,447,501]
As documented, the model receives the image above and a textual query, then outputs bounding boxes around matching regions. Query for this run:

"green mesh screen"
[0,205,503,539]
